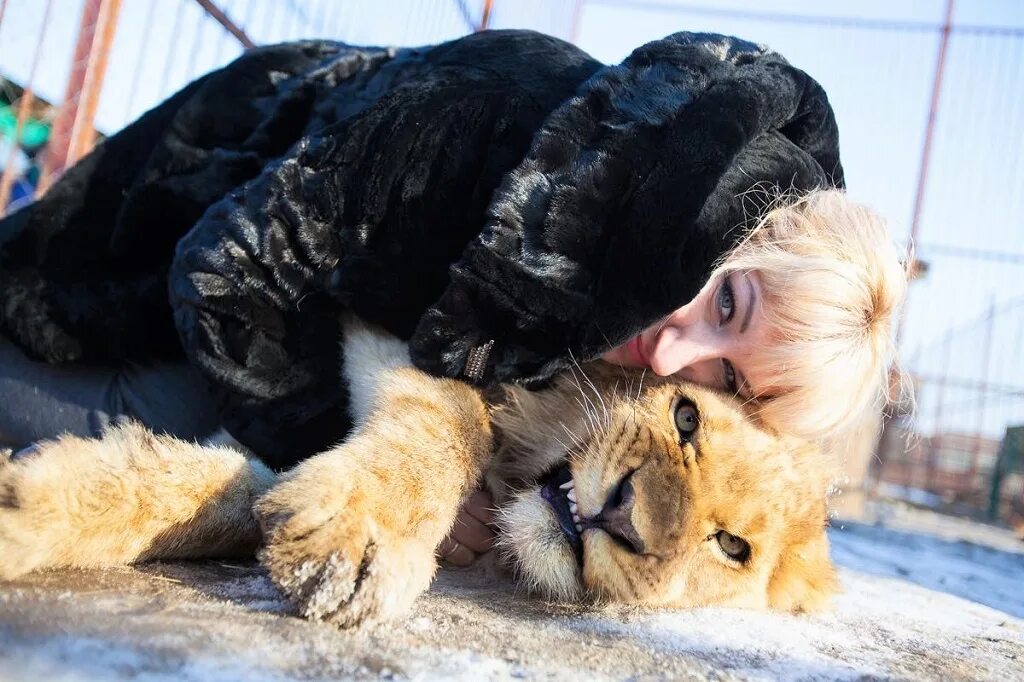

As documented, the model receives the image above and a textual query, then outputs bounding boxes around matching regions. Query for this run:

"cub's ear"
[766,526,838,613]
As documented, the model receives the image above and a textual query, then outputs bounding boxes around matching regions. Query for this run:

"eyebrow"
[739,273,756,334]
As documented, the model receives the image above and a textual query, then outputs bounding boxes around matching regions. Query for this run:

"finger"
[436,538,476,567]
[464,489,496,526]
[451,513,495,554]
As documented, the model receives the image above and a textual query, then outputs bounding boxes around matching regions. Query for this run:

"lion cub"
[0,321,836,626]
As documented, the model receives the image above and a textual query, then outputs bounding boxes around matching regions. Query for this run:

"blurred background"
[1,0,1021,532]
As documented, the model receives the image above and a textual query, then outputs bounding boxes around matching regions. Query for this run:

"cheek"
[582,535,667,603]
[674,553,771,609]
[600,339,638,368]
[670,362,720,388]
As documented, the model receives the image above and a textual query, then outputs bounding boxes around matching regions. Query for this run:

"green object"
[0,103,50,148]
[988,425,1024,521]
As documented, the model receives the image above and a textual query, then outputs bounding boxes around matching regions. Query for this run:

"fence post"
[0,0,55,214]
[37,0,122,194]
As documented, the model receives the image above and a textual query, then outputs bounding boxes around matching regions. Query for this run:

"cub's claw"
[255,459,437,628]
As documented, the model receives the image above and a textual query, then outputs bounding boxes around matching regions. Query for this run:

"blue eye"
[718,277,735,324]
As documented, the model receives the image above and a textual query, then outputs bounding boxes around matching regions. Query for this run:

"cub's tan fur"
[0,424,274,578]
[0,321,837,625]
[490,365,837,612]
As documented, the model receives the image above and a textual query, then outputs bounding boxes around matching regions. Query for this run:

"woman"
[0,31,905,558]
[440,190,908,565]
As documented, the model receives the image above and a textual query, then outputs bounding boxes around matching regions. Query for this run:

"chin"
[494,465,584,602]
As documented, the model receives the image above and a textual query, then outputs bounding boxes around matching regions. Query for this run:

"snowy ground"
[0,501,1021,681]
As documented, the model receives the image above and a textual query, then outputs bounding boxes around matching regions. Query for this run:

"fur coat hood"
[412,32,843,387]
[0,30,842,466]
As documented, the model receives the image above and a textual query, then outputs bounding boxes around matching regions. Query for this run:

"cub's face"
[490,368,837,612]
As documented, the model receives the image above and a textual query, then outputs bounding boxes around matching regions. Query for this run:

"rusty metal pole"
[873,0,955,498]
[569,0,584,43]
[193,0,256,48]
[476,0,493,31]
[38,0,102,192]
[66,0,123,166]
[0,0,55,215]
[37,0,122,194]
[897,0,955,346]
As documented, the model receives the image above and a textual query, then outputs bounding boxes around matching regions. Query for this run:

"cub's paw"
[0,441,78,579]
[255,457,438,628]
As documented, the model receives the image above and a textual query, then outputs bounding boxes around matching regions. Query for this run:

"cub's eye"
[673,399,699,441]
[715,530,751,563]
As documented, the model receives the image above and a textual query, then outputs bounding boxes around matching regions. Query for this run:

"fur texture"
[489,365,837,611]
[0,423,274,578]
[0,324,835,624]
[0,30,842,467]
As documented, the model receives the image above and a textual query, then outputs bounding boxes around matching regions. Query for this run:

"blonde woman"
[0,32,906,561]
[441,190,908,564]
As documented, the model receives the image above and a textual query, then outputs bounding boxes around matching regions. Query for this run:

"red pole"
[193,0,256,48]
[898,0,955,345]
[37,0,121,193]
[0,0,55,215]
[66,0,122,167]
[476,0,493,31]
[570,0,584,43]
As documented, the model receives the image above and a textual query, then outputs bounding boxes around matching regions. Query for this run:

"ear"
[766,529,839,613]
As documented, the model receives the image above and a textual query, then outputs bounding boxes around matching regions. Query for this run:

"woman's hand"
[437,489,496,566]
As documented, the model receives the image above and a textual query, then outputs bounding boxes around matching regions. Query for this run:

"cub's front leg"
[255,366,493,627]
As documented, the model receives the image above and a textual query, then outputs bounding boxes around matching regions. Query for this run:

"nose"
[590,472,645,554]
[647,322,724,378]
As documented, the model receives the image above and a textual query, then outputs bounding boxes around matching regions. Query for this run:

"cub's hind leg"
[0,423,275,579]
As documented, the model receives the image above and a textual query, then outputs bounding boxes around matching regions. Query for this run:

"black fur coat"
[0,30,842,467]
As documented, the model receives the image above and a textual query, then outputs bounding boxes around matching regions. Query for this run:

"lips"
[631,335,649,368]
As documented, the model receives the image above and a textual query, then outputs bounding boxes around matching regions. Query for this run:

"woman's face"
[601,270,772,401]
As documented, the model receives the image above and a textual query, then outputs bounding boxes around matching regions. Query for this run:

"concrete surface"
[1,502,1022,681]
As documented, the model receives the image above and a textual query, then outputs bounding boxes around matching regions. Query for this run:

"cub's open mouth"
[539,464,584,567]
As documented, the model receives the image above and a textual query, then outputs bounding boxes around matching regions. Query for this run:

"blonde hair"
[712,188,910,442]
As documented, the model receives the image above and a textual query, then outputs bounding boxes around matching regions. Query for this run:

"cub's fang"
[559,480,575,490]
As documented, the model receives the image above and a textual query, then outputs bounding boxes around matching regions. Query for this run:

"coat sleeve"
[169,77,556,467]
[408,33,844,388]
[0,41,363,364]
[0,73,213,363]
[168,139,350,470]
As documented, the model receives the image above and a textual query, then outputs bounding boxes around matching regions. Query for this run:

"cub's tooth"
[567,489,577,502]
[575,523,583,532]
[572,512,580,523]
[569,502,578,514]
[559,480,575,490]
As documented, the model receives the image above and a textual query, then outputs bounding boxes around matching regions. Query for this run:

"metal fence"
[1,0,1021,525]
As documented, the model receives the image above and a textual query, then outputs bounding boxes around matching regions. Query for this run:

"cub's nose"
[591,472,645,554]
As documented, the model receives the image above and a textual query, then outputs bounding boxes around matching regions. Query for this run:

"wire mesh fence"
[1,0,1021,525]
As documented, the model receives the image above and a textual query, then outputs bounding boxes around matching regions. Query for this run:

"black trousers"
[0,335,220,449]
